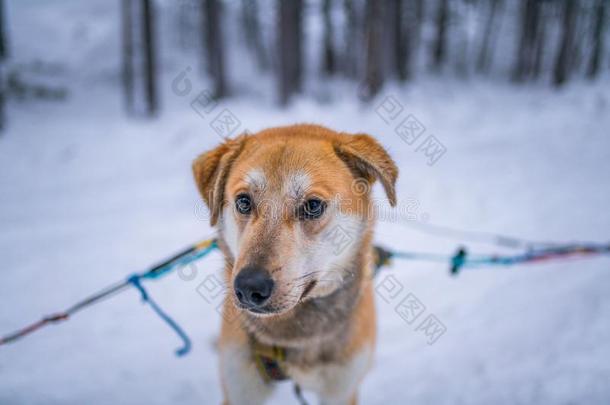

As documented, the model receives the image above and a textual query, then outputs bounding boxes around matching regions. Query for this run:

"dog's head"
[193,125,397,316]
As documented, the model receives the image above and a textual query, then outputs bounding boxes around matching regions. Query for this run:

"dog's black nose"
[234,267,274,308]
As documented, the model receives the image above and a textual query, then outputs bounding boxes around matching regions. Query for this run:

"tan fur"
[193,124,398,405]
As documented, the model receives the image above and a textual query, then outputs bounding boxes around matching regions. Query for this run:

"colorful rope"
[389,243,610,275]
[0,239,217,349]
[1,237,608,350]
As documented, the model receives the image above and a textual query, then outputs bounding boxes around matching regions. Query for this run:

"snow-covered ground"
[1,1,610,404]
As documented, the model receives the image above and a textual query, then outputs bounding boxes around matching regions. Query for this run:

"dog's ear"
[334,134,398,206]
[193,135,247,226]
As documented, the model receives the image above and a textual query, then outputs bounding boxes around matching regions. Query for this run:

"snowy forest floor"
[1,1,610,404]
[1,74,609,404]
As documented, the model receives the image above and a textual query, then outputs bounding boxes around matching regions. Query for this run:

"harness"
[251,338,288,382]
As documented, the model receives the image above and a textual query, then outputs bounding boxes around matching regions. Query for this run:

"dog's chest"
[284,346,373,397]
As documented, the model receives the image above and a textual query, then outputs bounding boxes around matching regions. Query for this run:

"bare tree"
[202,0,227,98]
[404,0,424,79]
[342,0,360,78]
[477,0,503,74]
[587,0,606,79]
[241,0,268,71]
[294,0,304,91]
[531,0,548,79]
[142,0,157,115]
[553,0,577,86]
[390,0,407,81]
[321,0,336,75]
[431,0,449,71]
[278,0,304,105]
[0,0,7,61]
[0,0,8,130]
[455,0,473,77]
[122,0,158,116]
[513,0,542,81]
[176,0,198,50]
[361,0,384,100]
[122,0,134,114]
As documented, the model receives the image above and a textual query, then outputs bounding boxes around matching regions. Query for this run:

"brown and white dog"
[192,124,398,405]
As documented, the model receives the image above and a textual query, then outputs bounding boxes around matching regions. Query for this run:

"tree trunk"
[567,1,584,75]
[431,0,449,71]
[241,0,268,71]
[278,0,304,105]
[202,0,227,98]
[342,0,359,78]
[278,0,292,105]
[531,1,547,79]
[321,0,336,75]
[0,0,8,131]
[177,0,197,50]
[392,0,407,81]
[587,0,606,78]
[455,0,472,77]
[403,0,423,79]
[553,0,577,86]
[513,0,541,82]
[122,0,134,114]
[0,0,7,60]
[142,0,157,115]
[294,0,304,92]
[122,0,158,116]
[477,0,502,74]
[362,0,384,100]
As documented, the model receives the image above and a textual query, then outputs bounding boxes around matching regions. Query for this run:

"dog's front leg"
[219,342,273,405]
[314,342,375,405]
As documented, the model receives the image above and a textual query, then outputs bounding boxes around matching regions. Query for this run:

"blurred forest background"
[0,0,607,125]
[1,2,609,403]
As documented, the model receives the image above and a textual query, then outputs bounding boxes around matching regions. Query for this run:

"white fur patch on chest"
[287,346,373,402]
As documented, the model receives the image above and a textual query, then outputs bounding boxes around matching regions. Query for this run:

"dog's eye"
[300,198,326,220]
[235,194,253,215]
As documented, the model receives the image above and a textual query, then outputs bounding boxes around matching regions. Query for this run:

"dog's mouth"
[244,305,272,315]
[300,280,317,300]
[234,280,318,316]
[235,302,280,316]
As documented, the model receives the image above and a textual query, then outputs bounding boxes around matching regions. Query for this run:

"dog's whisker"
[291,270,326,281]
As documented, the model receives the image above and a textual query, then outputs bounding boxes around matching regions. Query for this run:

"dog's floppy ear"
[334,134,398,206]
[192,135,247,226]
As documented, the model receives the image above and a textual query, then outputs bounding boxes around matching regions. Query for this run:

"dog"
[193,124,398,405]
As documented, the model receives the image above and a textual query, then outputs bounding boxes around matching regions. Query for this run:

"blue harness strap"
[127,274,192,357]
[124,239,218,356]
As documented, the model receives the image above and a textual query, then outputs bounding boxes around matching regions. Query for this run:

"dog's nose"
[234,267,274,308]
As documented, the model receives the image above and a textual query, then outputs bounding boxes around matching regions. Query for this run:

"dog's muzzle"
[234,266,274,311]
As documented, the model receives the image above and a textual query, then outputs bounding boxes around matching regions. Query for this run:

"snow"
[1,1,610,404]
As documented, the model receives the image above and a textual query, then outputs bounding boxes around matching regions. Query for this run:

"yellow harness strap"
[251,338,288,382]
